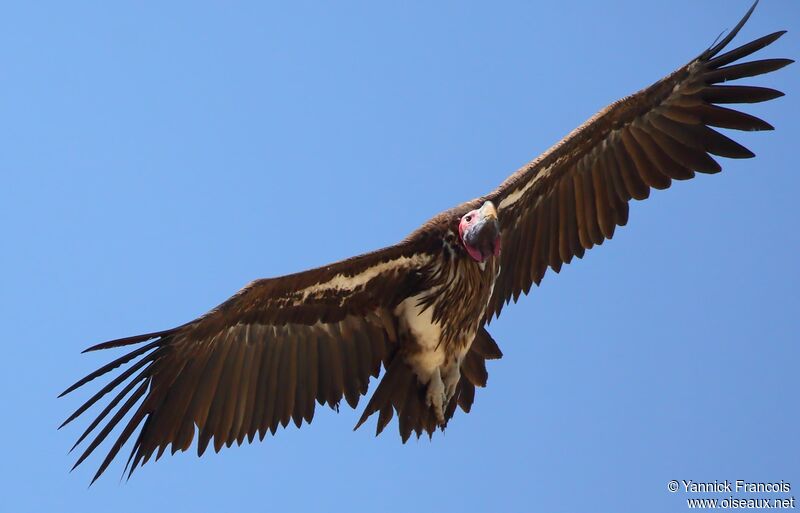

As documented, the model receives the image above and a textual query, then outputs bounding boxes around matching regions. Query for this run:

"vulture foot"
[425,368,447,424]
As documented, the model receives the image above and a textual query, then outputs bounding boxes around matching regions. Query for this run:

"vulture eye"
[465,215,472,222]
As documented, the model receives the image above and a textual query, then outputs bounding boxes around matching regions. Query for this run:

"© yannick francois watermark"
[667,480,795,510]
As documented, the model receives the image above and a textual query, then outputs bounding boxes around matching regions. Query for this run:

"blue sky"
[1,1,797,512]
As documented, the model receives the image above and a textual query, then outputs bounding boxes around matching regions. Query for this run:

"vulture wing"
[484,3,791,320]
[59,242,434,483]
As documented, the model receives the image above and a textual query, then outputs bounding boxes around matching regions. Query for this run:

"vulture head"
[459,201,501,263]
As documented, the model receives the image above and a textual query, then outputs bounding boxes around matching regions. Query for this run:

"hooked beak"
[464,202,501,262]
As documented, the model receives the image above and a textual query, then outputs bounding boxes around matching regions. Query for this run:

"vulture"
[60,2,791,483]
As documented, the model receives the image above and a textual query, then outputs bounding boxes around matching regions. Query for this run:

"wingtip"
[81,326,179,353]
[58,384,78,398]
[82,343,105,354]
[82,341,110,353]
[704,0,760,60]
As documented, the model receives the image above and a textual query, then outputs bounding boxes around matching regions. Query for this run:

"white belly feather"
[394,293,446,383]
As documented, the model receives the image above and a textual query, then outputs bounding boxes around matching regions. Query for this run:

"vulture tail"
[354,327,502,441]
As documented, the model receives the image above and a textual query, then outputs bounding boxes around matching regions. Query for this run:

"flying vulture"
[60,3,791,483]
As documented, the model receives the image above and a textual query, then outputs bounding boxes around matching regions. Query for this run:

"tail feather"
[354,327,502,439]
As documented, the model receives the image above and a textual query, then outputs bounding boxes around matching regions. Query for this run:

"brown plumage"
[60,2,791,483]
